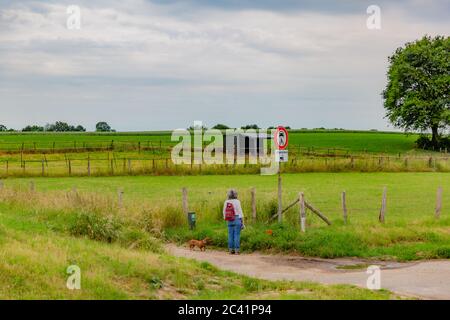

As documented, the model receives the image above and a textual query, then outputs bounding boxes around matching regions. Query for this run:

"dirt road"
[166,245,450,299]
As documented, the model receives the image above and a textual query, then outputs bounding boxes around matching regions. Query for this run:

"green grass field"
[288,131,419,154]
[1,130,443,178]
[0,131,447,300]
[2,172,449,261]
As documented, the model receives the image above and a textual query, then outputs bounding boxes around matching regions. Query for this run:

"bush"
[149,276,163,289]
[416,135,450,150]
[141,206,185,233]
[257,199,278,222]
[161,207,185,229]
[435,247,450,259]
[69,211,121,243]
[121,228,162,253]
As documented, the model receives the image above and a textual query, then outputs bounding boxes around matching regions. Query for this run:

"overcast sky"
[0,0,449,131]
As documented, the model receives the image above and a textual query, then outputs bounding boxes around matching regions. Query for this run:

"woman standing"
[223,189,244,254]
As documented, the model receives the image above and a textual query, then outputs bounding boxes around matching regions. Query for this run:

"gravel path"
[166,244,450,300]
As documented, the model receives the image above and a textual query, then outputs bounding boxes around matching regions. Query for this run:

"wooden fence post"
[70,186,77,201]
[182,187,188,217]
[299,192,306,233]
[342,191,348,224]
[251,187,256,222]
[68,160,72,176]
[87,156,91,176]
[128,159,131,174]
[277,169,282,223]
[379,187,387,223]
[435,187,443,219]
[118,188,124,208]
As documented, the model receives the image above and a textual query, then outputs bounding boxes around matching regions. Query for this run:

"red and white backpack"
[224,202,236,221]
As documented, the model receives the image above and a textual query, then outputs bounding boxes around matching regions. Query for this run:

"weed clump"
[68,211,121,243]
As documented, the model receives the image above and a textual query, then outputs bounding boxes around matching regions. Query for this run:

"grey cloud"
[0,0,448,131]
[148,0,450,21]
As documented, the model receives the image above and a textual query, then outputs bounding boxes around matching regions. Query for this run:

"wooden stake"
[342,191,348,224]
[29,181,35,192]
[276,198,331,226]
[251,187,256,222]
[305,201,332,225]
[435,187,443,219]
[379,187,387,223]
[299,192,306,233]
[118,188,124,208]
[87,155,91,176]
[182,187,188,216]
[277,165,282,223]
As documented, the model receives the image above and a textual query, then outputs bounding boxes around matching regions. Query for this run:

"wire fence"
[0,140,174,154]
[1,139,448,156]
[1,152,450,178]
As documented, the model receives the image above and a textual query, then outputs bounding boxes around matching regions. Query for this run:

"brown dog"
[188,237,211,251]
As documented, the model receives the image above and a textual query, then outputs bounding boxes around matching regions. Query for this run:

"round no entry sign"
[274,126,289,150]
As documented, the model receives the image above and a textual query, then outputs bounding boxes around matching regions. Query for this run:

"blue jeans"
[227,217,242,252]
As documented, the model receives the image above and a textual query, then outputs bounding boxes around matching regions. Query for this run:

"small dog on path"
[188,238,211,251]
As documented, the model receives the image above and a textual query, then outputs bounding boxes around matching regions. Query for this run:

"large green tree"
[383,35,449,147]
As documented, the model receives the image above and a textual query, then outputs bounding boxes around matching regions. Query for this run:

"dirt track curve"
[166,244,450,300]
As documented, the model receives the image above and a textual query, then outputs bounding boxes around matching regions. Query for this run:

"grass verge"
[0,202,397,299]
[0,181,449,261]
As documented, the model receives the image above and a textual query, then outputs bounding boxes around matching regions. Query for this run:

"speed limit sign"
[274,126,289,162]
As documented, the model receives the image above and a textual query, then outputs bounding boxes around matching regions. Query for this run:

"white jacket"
[223,199,244,219]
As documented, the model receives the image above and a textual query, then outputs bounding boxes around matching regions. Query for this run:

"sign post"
[274,126,289,223]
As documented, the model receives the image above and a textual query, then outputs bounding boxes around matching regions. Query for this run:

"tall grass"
[0,185,449,261]
[0,187,163,253]
[1,154,450,178]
